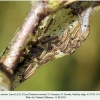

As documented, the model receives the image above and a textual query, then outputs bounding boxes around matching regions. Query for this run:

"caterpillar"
[11,2,92,87]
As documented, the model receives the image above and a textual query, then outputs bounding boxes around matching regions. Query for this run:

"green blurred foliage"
[0,1,100,91]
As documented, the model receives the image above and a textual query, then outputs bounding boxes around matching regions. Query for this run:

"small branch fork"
[1,1,68,75]
[0,0,75,90]
[0,1,100,91]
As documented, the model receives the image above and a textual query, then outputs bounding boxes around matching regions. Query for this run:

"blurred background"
[0,1,100,91]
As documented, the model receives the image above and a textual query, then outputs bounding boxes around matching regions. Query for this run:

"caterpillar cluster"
[34,22,89,65]
[21,5,91,81]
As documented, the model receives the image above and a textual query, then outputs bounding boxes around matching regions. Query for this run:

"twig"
[0,1,100,91]
[0,0,75,91]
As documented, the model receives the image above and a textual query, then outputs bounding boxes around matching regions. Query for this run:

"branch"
[0,1,100,91]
